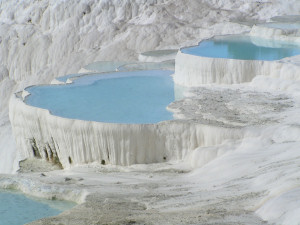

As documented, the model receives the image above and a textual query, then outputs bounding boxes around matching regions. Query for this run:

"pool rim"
[22,69,176,125]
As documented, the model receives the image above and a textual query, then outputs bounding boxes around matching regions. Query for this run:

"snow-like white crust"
[4,1,300,224]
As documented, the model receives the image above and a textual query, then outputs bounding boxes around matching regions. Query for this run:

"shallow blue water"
[0,190,74,225]
[84,61,128,73]
[25,70,175,124]
[181,35,300,60]
[56,73,82,82]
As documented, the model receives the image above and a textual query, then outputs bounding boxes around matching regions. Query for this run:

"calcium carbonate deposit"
[2,0,300,224]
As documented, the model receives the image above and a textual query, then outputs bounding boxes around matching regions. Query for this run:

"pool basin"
[174,35,300,86]
[25,70,175,124]
[0,189,75,225]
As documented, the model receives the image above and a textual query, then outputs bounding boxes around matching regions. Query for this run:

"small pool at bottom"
[0,190,75,225]
[25,70,175,124]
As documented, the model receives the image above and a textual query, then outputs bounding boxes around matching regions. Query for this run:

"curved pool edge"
[9,93,244,169]
[0,188,76,225]
[0,174,85,204]
[24,70,176,124]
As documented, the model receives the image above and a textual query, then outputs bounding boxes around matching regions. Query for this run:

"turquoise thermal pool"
[181,35,300,61]
[0,190,75,225]
[25,70,175,124]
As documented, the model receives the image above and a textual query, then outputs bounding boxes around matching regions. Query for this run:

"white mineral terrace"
[9,62,294,170]
[174,33,300,86]
[9,86,244,169]
[10,31,300,169]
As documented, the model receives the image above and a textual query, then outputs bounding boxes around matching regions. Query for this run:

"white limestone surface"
[4,1,300,224]
[9,93,243,169]
[250,24,300,43]
[0,0,277,174]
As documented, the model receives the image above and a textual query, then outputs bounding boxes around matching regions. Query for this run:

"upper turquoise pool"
[25,70,175,124]
[181,35,300,61]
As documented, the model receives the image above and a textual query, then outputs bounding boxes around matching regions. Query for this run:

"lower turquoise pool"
[25,70,175,124]
[0,190,75,225]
